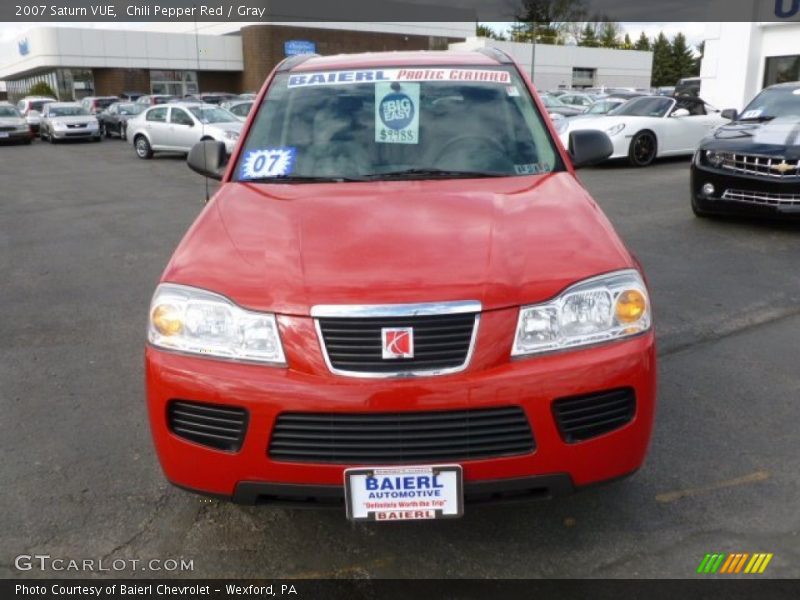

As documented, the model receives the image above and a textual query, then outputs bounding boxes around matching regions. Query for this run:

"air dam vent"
[552,388,636,443]
[268,406,535,464]
[167,400,248,452]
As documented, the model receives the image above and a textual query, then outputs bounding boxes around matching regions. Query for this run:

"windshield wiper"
[363,168,508,180]
[240,174,367,183]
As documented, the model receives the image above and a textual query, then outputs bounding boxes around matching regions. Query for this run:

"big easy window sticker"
[239,147,296,180]
[375,82,420,144]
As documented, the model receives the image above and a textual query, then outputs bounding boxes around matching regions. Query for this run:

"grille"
[0,126,16,132]
[317,313,478,376]
[723,189,800,207]
[717,153,800,179]
[167,400,248,452]
[268,406,535,464]
[552,388,635,443]
[66,123,88,129]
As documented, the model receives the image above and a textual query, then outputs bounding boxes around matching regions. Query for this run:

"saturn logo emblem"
[381,327,414,359]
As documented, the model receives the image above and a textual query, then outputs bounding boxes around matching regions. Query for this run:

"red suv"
[146,50,656,521]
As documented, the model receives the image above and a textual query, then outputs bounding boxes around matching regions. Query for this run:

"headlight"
[705,150,724,167]
[605,123,626,136]
[148,283,286,365]
[224,130,240,140]
[53,121,66,130]
[554,118,570,134]
[512,270,650,357]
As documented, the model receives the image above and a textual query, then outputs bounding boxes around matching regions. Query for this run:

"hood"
[206,121,242,135]
[701,116,800,159]
[51,115,96,125]
[162,173,634,315]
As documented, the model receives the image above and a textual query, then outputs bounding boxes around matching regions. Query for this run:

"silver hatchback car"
[0,102,33,144]
[127,103,242,159]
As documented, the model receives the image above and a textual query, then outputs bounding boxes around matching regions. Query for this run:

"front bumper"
[0,129,33,142]
[51,128,101,140]
[146,309,656,504]
[692,161,800,217]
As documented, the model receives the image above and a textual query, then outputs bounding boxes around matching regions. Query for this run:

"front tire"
[120,124,126,141]
[134,135,153,159]
[628,131,657,167]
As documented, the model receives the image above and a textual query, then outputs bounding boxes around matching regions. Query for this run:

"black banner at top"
[2,0,800,22]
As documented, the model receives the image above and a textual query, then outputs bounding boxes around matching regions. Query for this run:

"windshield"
[29,100,51,112]
[539,95,565,108]
[587,100,621,114]
[119,103,143,116]
[188,106,237,124]
[738,87,800,120]
[0,106,20,118]
[609,96,673,118]
[236,67,561,181]
[50,106,89,117]
[94,98,116,109]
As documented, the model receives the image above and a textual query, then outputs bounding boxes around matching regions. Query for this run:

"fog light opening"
[702,183,715,197]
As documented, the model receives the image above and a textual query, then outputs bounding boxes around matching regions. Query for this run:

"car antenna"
[193,5,210,203]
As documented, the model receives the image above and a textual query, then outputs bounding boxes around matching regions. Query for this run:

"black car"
[691,81,800,218]
[97,102,144,140]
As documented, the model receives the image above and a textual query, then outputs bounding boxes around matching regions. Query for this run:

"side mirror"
[721,108,737,120]
[187,140,227,181]
[671,108,690,118]
[568,130,613,168]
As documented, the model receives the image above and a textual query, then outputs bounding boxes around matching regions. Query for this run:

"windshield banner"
[287,69,511,88]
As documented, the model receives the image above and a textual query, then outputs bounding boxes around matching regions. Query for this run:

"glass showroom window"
[764,55,800,87]
[150,70,198,97]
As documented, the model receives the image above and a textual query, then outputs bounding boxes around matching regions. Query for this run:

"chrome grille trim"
[313,301,481,378]
[717,153,800,179]
[722,189,800,206]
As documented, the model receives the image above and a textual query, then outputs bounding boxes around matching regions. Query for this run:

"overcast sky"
[0,21,708,47]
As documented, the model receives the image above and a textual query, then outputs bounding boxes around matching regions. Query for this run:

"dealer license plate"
[344,464,463,521]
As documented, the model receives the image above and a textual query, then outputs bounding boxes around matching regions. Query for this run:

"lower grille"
[552,388,635,443]
[167,400,248,452]
[0,126,16,132]
[268,406,535,464]
[723,189,800,207]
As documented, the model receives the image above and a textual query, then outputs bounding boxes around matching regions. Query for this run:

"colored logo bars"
[697,553,773,574]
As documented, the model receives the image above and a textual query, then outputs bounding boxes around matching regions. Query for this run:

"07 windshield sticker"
[514,163,550,175]
[239,147,296,180]
[375,82,420,145]
[288,69,511,88]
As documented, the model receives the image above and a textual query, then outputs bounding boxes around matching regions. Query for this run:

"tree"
[476,24,507,40]
[671,32,697,80]
[622,33,633,49]
[578,23,599,47]
[514,0,590,45]
[651,32,675,87]
[28,81,56,98]
[634,31,651,52]
[598,22,621,48]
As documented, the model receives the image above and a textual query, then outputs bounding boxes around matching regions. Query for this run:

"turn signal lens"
[615,290,646,323]
[152,304,183,336]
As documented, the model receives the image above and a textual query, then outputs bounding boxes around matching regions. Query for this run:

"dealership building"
[700,22,800,110]
[0,21,655,102]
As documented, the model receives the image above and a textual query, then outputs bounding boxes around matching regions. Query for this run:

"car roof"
[47,102,82,107]
[289,50,507,72]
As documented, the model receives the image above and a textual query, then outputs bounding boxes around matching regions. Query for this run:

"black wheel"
[24,138,32,145]
[134,135,153,159]
[627,131,657,167]
[120,124,126,141]
[49,128,57,144]
[102,123,110,138]
[93,135,102,143]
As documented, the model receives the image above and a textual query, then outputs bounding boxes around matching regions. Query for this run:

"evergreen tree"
[622,33,633,49]
[476,24,507,41]
[599,22,620,48]
[634,31,651,51]
[671,32,697,80]
[651,32,675,87]
[578,23,599,47]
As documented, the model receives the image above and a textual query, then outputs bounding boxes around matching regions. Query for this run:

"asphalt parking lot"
[1,138,799,579]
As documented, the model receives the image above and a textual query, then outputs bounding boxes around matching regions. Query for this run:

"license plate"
[344,464,463,521]
[0,133,8,138]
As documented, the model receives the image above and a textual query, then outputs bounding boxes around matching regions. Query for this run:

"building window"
[150,70,198,97]
[572,68,595,89]
[764,55,800,87]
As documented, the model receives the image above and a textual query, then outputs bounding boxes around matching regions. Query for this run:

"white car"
[555,96,730,166]
[128,103,242,159]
